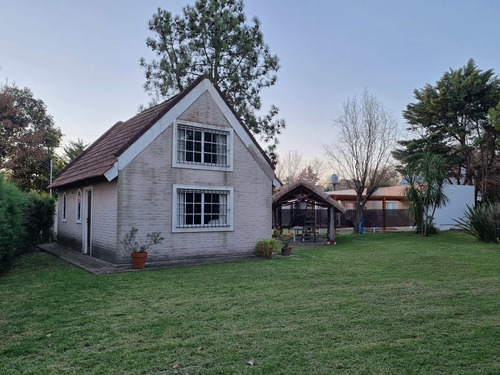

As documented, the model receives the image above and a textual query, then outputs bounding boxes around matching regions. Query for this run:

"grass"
[1,231,499,374]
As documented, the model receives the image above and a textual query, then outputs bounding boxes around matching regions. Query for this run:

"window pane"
[77,191,81,221]
[177,189,229,228]
[177,125,228,166]
[63,194,67,220]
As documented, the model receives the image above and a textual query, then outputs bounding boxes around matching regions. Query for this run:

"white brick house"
[49,77,278,266]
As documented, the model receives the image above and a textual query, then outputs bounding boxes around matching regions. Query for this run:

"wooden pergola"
[272,179,345,242]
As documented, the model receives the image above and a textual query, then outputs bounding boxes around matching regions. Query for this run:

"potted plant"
[278,233,293,256]
[273,227,293,256]
[254,239,279,258]
[121,227,164,269]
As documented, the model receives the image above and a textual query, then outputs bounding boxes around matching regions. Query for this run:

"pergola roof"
[272,179,346,213]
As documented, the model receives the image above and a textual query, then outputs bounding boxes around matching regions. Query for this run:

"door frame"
[82,186,93,255]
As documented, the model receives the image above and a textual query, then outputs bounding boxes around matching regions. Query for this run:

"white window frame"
[172,184,234,233]
[172,120,233,171]
[62,192,67,222]
[76,189,82,224]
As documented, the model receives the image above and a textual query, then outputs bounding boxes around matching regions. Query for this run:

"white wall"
[434,185,475,229]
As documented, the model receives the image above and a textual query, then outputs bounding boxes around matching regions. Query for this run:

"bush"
[254,239,280,258]
[0,175,27,272]
[24,192,56,245]
[455,203,500,243]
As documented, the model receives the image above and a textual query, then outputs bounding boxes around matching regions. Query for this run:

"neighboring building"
[49,77,277,266]
[328,186,406,211]
[433,185,475,230]
[327,185,475,230]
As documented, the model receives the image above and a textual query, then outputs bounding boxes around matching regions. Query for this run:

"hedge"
[0,175,26,272]
[24,192,56,245]
[0,175,56,273]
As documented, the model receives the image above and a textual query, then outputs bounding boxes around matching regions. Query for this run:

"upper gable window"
[173,121,233,171]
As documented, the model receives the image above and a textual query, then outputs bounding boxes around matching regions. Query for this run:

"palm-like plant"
[403,153,449,236]
[455,203,500,243]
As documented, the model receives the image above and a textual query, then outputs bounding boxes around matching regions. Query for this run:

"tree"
[275,151,326,186]
[63,138,89,164]
[0,83,62,192]
[275,150,303,185]
[403,153,449,236]
[489,101,500,132]
[378,166,401,187]
[394,59,500,201]
[325,89,398,233]
[297,165,320,185]
[140,0,285,159]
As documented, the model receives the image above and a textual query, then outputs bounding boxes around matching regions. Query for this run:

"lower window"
[173,185,233,232]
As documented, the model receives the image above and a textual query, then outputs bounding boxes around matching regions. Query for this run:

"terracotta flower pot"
[260,244,272,258]
[131,252,148,269]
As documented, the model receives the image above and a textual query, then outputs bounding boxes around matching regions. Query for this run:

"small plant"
[278,233,293,249]
[273,227,293,249]
[121,227,164,253]
[254,239,279,258]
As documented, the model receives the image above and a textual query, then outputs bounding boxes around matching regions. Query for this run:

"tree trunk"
[353,196,364,234]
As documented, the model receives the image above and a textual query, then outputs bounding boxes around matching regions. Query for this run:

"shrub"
[454,203,500,243]
[121,227,164,253]
[24,192,56,245]
[0,175,26,272]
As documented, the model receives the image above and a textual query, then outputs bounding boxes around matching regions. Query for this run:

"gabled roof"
[49,76,273,189]
[272,179,345,213]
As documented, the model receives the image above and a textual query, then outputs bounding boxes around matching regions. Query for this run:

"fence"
[275,208,414,229]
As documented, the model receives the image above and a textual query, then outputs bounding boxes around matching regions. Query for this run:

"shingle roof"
[272,179,345,213]
[49,76,272,189]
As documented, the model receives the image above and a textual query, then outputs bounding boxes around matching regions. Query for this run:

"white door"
[82,188,93,254]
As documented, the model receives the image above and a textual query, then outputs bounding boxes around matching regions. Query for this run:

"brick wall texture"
[57,89,272,265]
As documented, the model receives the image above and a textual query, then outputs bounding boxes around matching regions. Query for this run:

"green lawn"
[1,231,499,374]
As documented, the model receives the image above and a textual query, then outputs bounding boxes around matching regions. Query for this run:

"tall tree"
[63,138,89,164]
[403,153,449,236]
[325,89,398,233]
[489,101,500,132]
[140,0,285,159]
[0,84,62,192]
[394,59,500,201]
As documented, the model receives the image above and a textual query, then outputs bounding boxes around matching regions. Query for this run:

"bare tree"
[309,158,326,182]
[276,152,328,187]
[275,150,303,185]
[325,89,398,233]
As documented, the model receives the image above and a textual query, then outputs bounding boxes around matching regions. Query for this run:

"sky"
[1,0,500,176]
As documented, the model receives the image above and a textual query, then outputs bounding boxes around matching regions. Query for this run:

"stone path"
[36,243,255,274]
[37,243,130,274]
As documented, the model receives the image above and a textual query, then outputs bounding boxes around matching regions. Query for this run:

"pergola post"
[328,207,335,242]
[382,196,387,233]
